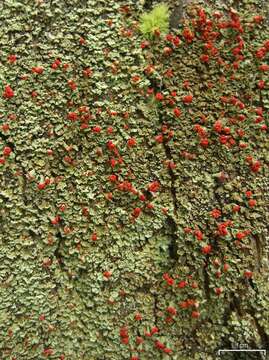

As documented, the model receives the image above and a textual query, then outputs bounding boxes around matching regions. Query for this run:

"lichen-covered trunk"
[0,0,268,359]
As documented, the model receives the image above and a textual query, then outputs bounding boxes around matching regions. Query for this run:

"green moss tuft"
[139,3,170,39]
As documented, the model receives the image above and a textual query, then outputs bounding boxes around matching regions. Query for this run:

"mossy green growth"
[139,3,170,39]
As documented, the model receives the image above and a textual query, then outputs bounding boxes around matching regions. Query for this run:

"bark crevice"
[54,230,67,272]
[162,135,179,261]
[203,258,211,301]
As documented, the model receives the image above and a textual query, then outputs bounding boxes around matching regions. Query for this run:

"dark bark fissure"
[248,306,269,349]
[222,292,269,350]
[252,233,262,271]
[202,258,211,301]
[169,1,184,30]
[54,230,67,272]
[153,292,158,326]
[0,132,9,142]
[134,283,152,294]
[19,165,30,207]
[142,0,154,10]
[143,56,180,262]
[162,139,179,261]
[162,141,178,214]
[166,215,179,261]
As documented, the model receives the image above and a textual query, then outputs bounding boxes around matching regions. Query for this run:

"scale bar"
[218,349,266,354]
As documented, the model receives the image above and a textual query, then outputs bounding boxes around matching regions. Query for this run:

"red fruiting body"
[183,94,193,104]
[184,227,192,234]
[43,348,54,356]
[132,207,141,218]
[3,146,12,156]
[32,66,44,74]
[109,174,117,183]
[250,161,261,173]
[155,340,165,349]
[39,314,45,321]
[201,244,212,254]
[107,140,115,150]
[38,183,46,190]
[223,263,229,272]
[92,126,101,133]
[236,232,245,240]
[180,301,188,309]
[110,158,117,168]
[248,199,257,207]
[166,34,173,42]
[67,112,78,121]
[151,326,159,335]
[155,92,164,101]
[148,181,160,192]
[127,138,136,147]
[3,85,14,99]
[140,40,150,49]
[51,216,60,225]
[136,336,143,345]
[121,336,129,344]
[244,270,253,279]
[163,273,174,286]
[134,313,142,321]
[120,326,128,337]
[182,28,194,43]
[91,232,97,241]
[155,134,163,143]
[79,37,86,44]
[233,204,240,212]
[178,280,187,288]
[191,311,200,318]
[163,47,173,55]
[183,80,190,89]
[51,62,58,69]
[167,306,177,315]
[211,209,221,218]
[103,271,112,279]
[173,36,180,46]
[55,58,63,66]
[259,64,269,71]
[174,107,181,117]
[59,204,66,212]
[217,223,229,236]
[200,54,210,63]
[200,138,209,147]
[8,54,17,63]
[67,79,77,90]
[2,123,10,132]
[253,15,264,23]
[213,259,221,267]
[215,287,223,296]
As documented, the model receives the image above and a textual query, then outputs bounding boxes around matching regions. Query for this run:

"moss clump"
[139,3,170,39]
